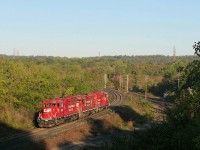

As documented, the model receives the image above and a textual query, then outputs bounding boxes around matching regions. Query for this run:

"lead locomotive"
[37,92,110,127]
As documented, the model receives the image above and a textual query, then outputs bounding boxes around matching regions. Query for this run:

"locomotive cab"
[37,99,64,127]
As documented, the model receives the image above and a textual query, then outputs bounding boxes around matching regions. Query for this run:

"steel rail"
[128,92,169,107]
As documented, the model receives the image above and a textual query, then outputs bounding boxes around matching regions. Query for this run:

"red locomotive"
[37,92,110,127]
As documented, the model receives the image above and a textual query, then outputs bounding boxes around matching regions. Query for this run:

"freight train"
[37,92,110,127]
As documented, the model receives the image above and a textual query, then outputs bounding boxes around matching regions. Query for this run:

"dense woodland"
[97,42,200,150]
[0,48,200,148]
[0,55,197,110]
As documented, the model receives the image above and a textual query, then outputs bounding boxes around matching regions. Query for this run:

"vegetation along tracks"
[0,89,125,149]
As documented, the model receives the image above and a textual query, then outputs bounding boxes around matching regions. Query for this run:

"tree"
[193,41,200,57]
[181,60,200,91]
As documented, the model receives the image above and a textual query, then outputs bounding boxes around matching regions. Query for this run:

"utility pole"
[126,75,129,93]
[145,75,148,99]
[121,75,123,90]
[119,75,122,89]
[104,74,107,88]
[177,72,180,88]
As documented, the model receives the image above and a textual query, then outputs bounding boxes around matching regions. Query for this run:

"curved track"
[0,89,125,149]
[128,92,171,107]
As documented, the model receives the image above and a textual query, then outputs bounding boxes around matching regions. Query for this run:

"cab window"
[59,103,63,108]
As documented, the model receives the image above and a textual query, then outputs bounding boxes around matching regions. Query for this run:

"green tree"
[181,60,200,90]
[193,41,200,57]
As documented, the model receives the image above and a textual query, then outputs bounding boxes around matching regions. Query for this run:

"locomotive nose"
[41,108,53,119]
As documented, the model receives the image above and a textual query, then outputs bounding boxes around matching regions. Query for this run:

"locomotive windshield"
[43,103,51,108]
[43,102,63,108]
[43,102,56,108]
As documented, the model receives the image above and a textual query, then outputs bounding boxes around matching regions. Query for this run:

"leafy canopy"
[193,41,200,57]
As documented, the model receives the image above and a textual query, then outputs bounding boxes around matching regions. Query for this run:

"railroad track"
[104,88,125,106]
[0,89,125,149]
[128,92,171,107]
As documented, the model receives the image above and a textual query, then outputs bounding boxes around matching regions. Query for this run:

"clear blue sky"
[0,0,199,57]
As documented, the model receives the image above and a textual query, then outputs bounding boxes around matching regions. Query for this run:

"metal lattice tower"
[173,46,176,61]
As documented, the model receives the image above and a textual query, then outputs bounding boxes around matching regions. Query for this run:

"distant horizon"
[0,48,197,58]
[0,53,198,59]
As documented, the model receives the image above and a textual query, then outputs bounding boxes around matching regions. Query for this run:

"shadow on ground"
[111,105,148,123]
[57,105,151,149]
[0,121,46,150]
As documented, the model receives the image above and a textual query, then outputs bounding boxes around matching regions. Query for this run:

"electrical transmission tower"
[17,50,19,56]
[173,46,176,61]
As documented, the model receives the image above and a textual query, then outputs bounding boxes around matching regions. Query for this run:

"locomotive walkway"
[0,89,125,150]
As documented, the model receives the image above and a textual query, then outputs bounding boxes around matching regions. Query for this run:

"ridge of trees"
[95,42,200,149]
[0,52,199,133]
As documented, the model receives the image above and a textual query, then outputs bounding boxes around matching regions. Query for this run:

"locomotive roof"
[63,95,86,99]
[43,98,63,103]
[42,92,107,103]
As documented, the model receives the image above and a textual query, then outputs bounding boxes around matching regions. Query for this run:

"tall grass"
[0,102,35,130]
